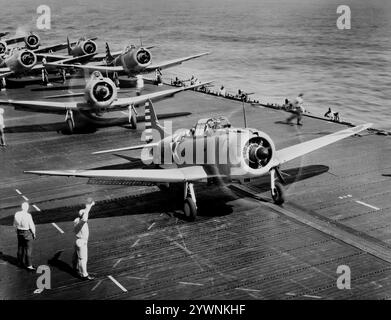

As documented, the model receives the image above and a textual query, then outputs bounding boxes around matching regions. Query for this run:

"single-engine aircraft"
[0,71,212,133]
[46,43,210,79]
[0,31,41,55]
[25,100,372,221]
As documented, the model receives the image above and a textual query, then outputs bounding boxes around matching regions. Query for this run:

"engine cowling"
[5,49,37,73]
[0,41,7,55]
[72,39,97,56]
[234,130,276,178]
[85,71,117,109]
[24,33,40,50]
[122,47,152,73]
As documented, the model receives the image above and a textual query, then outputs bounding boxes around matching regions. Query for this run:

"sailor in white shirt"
[14,202,36,270]
[72,199,95,280]
[286,93,305,126]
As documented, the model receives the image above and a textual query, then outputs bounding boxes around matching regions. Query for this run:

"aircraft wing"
[144,52,210,72]
[92,142,158,155]
[25,166,217,183]
[275,123,372,165]
[33,41,78,54]
[110,81,213,109]
[0,68,14,78]
[45,62,124,73]
[32,37,98,54]
[4,36,25,45]
[0,99,79,114]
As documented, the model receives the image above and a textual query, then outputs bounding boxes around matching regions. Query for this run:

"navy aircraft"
[0,71,211,133]
[0,31,41,55]
[46,43,210,78]
[25,100,372,220]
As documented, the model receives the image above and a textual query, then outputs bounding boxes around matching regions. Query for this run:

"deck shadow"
[0,165,327,226]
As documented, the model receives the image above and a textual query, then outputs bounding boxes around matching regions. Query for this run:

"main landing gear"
[128,105,137,129]
[65,109,75,134]
[183,181,197,221]
[270,167,285,205]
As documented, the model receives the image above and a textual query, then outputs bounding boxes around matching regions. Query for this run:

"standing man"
[0,108,6,146]
[72,199,95,280]
[155,68,163,86]
[14,202,36,270]
[286,93,305,126]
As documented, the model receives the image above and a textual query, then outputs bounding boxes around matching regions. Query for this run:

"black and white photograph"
[0,0,390,306]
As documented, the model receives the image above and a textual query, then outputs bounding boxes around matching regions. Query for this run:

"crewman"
[72,199,95,280]
[41,57,50,86]
[14,202,36,270]
[0,108,6,147]
[155,68,163,86]
[286,93,305,126]
[324,107,333,118]
[218,85,226,97]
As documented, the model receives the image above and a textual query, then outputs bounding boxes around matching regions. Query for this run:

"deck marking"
[51,223,64,234]
[147,222,155,231]
[33,205,41,212]
[172,241,193,255]
[113,258,122,268]
[339,194,352,200]
[91,280,102,291]
[179,281,204,286]
[33,288,44,294]
[131,239,140,248]
[230,184,391,264]
[22,195,29,201]
[108,275,127,292]
[303,294,322,299]
[355,200,380,211]
[15,189,22,195]
[236,287,261,293]
[127,276,148,280]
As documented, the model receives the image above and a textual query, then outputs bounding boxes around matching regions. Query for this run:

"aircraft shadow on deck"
[5,123,98,134]
[247,164,329,193]
[0,165,328,227]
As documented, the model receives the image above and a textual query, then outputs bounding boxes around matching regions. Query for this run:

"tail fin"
[66,36,72,56]
[105,42,114,64]
[144,99,167,142]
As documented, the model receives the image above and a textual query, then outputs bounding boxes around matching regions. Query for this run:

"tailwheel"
[184,197,197,222]
[271,182,285,205]
[66,118,74,134]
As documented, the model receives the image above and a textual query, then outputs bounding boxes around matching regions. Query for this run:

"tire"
[183,197,197,222]
[66,118,74,134]
[130,114,137,129]
[272,182,285,205]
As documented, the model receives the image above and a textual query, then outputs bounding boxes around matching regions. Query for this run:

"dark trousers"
[17,230,33,267]
[0,128,5,145]
[287,111,302,124]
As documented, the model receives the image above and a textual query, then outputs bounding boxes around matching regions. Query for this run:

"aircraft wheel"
[66,118,74,134]
[130,114,137,129]
[183,197,197,222]
[157,183,170,191]
[272,182,285,205]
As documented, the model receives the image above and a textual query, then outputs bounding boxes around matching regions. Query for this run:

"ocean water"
[1,0,390,129]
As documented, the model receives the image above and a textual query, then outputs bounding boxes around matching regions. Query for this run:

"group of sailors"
[12,199,96,281]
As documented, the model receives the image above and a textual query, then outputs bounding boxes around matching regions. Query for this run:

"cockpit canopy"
[122,44,136,54]
[193,116,231,136]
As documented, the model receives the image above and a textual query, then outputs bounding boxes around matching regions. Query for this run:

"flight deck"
[0,79,390,299]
